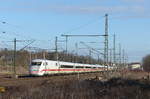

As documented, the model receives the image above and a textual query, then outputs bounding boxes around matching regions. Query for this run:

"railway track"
[0,71,108,86]
[19,71,106,78]
[0,69,122,88]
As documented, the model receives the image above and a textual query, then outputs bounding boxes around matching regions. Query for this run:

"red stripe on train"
[42,69,102,72]
[30,71,39,73]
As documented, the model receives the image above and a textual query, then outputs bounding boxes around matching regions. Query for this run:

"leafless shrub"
[142,55,150,72]
[1,78,150,99]
[142,55,150,79]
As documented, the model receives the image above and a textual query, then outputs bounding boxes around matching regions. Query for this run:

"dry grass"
[0,66,28,75]
[1,77,150,99]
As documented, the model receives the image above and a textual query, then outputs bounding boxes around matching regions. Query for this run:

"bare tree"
[142,55,150,78]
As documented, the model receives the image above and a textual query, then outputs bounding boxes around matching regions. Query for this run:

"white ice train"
[29,59,109,76]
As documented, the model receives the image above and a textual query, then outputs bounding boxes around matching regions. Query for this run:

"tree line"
[0,49,103,68]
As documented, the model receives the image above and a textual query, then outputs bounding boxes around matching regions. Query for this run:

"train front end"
[29,59,45,76]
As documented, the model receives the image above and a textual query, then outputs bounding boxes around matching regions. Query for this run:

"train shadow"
[4,74,41,79]
[4,71,104,79]
[18,75,39,78]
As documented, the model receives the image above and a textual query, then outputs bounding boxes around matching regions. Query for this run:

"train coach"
[29,59,108,76]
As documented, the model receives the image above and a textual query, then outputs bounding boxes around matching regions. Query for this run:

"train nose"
[29,66,40,74]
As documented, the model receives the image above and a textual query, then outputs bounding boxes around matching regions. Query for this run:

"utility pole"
[5,39,33,77]
[113,34,116,66]
[65,36,68,61]
[122,49,125,68]
[89,50,92,64]
[13,38,16,77]
[109,49,112,66]
[104,14,109,70]
[30,51,32,64]
[65,36,68,53]
[126,55,129,68]
[75,43,78,63]
[43,51,46,59]
[119,43,122,67]
[55,36,58,61]
[97,55,100,64]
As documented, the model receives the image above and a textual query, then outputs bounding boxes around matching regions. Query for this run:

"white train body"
[29,59,108,76]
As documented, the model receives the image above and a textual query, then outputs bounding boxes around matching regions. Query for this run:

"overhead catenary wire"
[0,20,51,42]
[0,16,105,52]
[0,15,129,66]
[63,16,104,34]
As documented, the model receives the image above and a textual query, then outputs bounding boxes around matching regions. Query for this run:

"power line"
[80,41,104,55]
[64,16,104,33]
[0,20,46,41]
[19,40,35,51]
[61,34,107,54]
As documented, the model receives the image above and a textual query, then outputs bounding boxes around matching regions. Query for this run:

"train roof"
[32,59,51,62]
[31,59,105,67]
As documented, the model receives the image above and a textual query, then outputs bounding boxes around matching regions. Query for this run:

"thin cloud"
[96,0,146,3]
[49,5,146,15]
[122,0,145,2]
[0,4,147,17]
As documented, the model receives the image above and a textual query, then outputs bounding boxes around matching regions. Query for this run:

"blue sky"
[0,0,150,62]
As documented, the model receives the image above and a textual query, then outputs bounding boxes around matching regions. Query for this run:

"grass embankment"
[1,75,150,99]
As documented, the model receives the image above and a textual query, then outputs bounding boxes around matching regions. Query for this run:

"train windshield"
[31,62,42,66]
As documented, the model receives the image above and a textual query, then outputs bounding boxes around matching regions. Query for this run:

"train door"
[43,61,48,75]
[38,60,47,75]
[55,61,59,74]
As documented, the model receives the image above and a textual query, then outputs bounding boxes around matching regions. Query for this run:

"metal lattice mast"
[109,49,112,66]
[113,34,116,66]
[122,49,125,67]
[119,43,122,66]
[55,36,58,61]
[13,38,16,76]
[75,43,78,63]
[104,14,109,68]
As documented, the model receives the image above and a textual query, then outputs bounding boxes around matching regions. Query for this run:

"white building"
[129,62,142,70]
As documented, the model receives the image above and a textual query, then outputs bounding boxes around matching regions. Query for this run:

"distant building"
[129,62,142,70]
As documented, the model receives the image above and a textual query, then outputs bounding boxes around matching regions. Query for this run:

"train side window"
[56,63,58,66]
[85,67,91,68]
[60,65,73,68]
[31,62,41,66]
[76,66,84,68]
